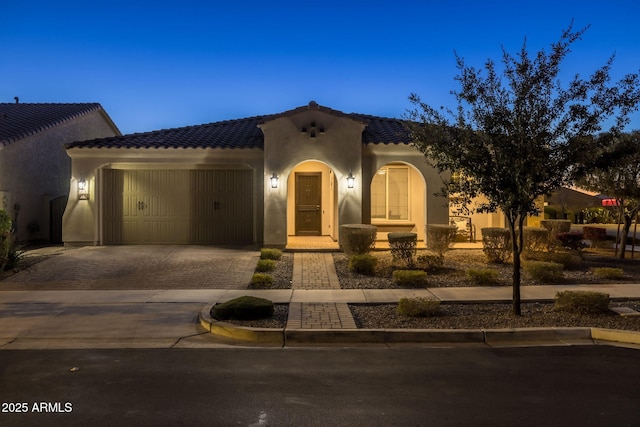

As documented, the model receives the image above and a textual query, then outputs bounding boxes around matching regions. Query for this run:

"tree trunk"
[507,215,523,316]
[619,207,639,259]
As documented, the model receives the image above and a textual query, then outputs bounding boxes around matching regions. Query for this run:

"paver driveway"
[0,246,260,290]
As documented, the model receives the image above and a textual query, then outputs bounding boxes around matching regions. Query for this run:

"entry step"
[610,307,640,317]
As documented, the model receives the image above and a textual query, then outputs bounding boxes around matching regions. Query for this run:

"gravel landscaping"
[236,247,640,331]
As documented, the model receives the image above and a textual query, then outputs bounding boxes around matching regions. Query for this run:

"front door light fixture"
[346,172,355,189]
[270,173,279,188]
[78,179,89,200]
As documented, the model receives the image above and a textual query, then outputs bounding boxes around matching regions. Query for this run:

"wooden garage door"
[103,169,253,244]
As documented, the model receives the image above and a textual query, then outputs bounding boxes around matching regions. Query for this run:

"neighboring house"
[0,102,120,243]
[63,101,448,247]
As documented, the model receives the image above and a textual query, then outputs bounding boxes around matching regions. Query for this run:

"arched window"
[371,165,409,221]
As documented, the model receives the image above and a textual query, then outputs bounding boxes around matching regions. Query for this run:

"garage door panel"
[104,168,253,244]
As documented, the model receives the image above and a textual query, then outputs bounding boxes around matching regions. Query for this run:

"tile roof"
[0,103,117,146]
[65,103,413,150]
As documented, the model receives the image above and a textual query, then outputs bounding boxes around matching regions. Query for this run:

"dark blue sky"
[2,0,639,134]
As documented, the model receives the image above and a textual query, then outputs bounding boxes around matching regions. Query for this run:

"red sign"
[601,199,619,207]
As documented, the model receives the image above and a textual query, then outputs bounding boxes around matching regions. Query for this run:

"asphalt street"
[1,346,639,426]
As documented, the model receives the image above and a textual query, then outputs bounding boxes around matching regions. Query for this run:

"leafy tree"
[579,131,640,258]
[407,24,640,315]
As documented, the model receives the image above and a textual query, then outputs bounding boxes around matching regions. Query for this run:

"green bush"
[348,254,377,275]
[260,248,282,260]
[540,219,572,249]
[255,259,276,272]
[339,224,377,255]
[416,253,444,270]
[522,227,549,254]
[590,267,624,279]
[0,210,11,234]
[426,224,457,256]
[388,232,417,268]
[583,207,616,224]
[466,268,499,285]
[523,261,564,283]
[211,296,275,320]
[554,290,610,315]
[250,273,273,288]
[397,297,441,317]
[523,250,578,268]
[392,269,428,287]
[481,228,511,263]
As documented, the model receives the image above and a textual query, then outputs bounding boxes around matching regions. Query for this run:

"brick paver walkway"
[287,252,357,329]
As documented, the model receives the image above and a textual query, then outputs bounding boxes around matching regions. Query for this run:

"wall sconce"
[78,179,89,200]
[270,173,279,188]
[346,172,355,189]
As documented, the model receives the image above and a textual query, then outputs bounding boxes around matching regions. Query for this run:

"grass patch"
[466,268,499,285]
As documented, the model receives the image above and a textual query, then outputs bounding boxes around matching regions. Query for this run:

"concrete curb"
[199,304,639,347]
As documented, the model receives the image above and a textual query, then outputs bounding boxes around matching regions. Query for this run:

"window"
[371,166,409,220]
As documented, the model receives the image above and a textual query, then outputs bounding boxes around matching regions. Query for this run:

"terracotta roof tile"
[0,103,115,146]
[65,103,413,150]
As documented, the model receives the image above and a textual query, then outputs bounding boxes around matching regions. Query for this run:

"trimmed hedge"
[554,290,610,314]
[466,268,499,285]
[256,259,276,272]
[426,224,457,256]
[211,296,274,320]
[392,269,428,287]
[250,273,273,288]
[388,232,417,268]
[481,228,511,263]
[339,224,377,255]
[260,248,283,260]
[348,254,377,275]
[590,267,624,279]
[522,227,549,254]
[523,260,564,283]
[398,297,441,317]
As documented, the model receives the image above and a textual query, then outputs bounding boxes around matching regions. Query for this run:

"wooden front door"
[295,172,321,235]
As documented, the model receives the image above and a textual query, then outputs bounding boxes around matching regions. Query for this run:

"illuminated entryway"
[287,161,338,241]
[369,162,426,242]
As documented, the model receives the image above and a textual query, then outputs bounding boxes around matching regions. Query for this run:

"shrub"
[481,228,511,263]
[523,261,564,283]
[522,227,549,254]
[466,268,499,285]
[255,259,276,272]
[590,267,624,279]
[583,207,616,224]
[348,254,377,275]
[392,269,428,287]
[250,273,273,288]
[260,248,282,260]
[416,253,444,270]
[211,296,275,320]
[426,224,457,256]
[554,290,610,315]
[582,226,608,248]
[397,297,441,317]
[523,250,578,268]
[541,219,571,249]
[388,232,417,268]
[555,231,586,258]
[339,224,377,255]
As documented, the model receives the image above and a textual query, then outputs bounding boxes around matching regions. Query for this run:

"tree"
[579,131,640,258]
[407,24,640,315]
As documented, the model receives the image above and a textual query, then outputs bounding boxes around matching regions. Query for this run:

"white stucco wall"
[0,110,118,241]
[260,108,365,247]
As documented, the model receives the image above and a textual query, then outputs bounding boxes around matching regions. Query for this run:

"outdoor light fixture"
[346,172,355,189]
[270,173,279,188]
[78,179,89,200]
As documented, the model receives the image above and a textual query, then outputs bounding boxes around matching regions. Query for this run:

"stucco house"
[63,101,449,248]
[0,102,120,243]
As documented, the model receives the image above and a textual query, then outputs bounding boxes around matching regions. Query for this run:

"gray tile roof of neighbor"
[65,103,413,150]
[0,103,118,146]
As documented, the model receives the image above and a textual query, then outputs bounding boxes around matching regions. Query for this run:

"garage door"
[103,169,253,244]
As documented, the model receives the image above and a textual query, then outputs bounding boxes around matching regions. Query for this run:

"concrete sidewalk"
[2,283,640,305]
